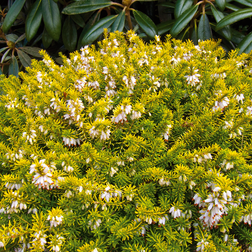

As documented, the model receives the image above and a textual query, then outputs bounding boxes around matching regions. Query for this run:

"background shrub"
[1,0,252,76]
[0,31,252,251]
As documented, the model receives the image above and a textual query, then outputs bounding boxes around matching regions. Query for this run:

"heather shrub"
[0,31,252,252]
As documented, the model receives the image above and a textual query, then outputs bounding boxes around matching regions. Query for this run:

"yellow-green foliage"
[0,31,252,251]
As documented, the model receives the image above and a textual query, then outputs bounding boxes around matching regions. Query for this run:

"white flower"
[184,69,201,87]
[110,167,118,177]
[234,93,244,103]
[169,206,182,218]
[47,215,63,228]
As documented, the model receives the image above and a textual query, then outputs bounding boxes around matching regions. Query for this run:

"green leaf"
[230,28,245,44]
[17,49,31,68]
[15,33,26,44]
[71,14,85,27]
[62,16,77,51]
[238,31,252,54]
[9,56,19,77]
[42,0,61,41]
[1,49,10,63]
[0,47,8,54]
[26,0,43,42]
[80,15,117,46]
[19,46,43,58]
[226,3,241,11]
[170,5,198,37]
[157,20,174,35]
[159,2,175,8]
[2,0,26,33]
[6,34,19,43]
[215,0,226,11]
[215,8,252,30]
[174,0,193,19]
[211,6,231,40]
[191,21,198,44]
[111,10,125,32]
[42,28,53,48]
[133,10,157,38]
[198,14,212,41]
[62,0,112,15]
[233,0,252,7]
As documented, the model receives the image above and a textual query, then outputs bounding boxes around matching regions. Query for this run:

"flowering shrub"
[0,31,252,251]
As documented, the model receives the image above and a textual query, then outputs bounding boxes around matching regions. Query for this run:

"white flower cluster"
[5,181,22,190]
[193,153,212,163]
[193,186,233,229]
[220,159,234,170]
[5,96,19,109]
[246,106,252,116]
[159,177,170,186]
[30,159,63,190]
[51,235,64,252]
[184,68,201,88]
[111,104,132,124]
[110,167,118,177]
[22,130,37,145]
[62,137,81,147]
[212,97,229,112]
[64,98,85,124]
[196,239,209,251]
[169,206,182,219]
[211,72,226,79]
[88,219,102,230]
[32,231,47,250]
[241,213,252,226]
[6,191,27,213]
[50,98,61,113]
[162,124,172,142]
[89,123,111,141]
[223,119,243,138]
[123,75,136,93]
[6,149,24,162]
[62,161,74,173]
[234,93,244,103]
[47,214,63,228]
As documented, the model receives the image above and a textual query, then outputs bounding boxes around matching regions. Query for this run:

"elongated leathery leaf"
[80,15,117,46]
[198,14,212,41]
[211,6,231,40]
[62,16,77,51]
[62,0,112,15]
[215,8,252,30]
[238,31,252,54]
[9,56,19,77]
[42,0,61,41]
[2,0,26,33]
[233,0,252,8]
[17,49,31,68]
[216,0,226,11]
[170,5,198,37]
[111,10,125,32]
[174,0,193,19]
[26,0,43,41]
[133,10,157,38]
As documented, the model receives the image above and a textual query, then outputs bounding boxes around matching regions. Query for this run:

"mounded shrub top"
[0,31,252,251]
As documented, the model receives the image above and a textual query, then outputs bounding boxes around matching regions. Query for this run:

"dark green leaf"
[159,2,175,8]
[191,21,198,44]
[62,16,78,51]
[215,8,252,30]
[211,6,231,40]
[19,46,43,58]
[42,0,61,41]
[226,3,241,11]
[0,47,8,54]
[133,10,157,38]
[238,31,252,54]
[111,10,125,32]
[80,15,117,46]
[174,0,193,19]
[1,49,10,63]
[71,14,85,27]
[17,49,31,68]
[157,20,174,35]
[9,56,19,77]
[15,33,26,44]
[6,34,19,43]
[42,28,53,48]
[198,14,212,41]
[62,0,112,15]
[170,5,198,37]
[233,0,252,7]
[2,0,26,33]
[215,0,226,11]
[230,28,245,44]
[26,0,43,41]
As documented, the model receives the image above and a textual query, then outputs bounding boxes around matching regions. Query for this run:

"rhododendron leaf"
[174,0,193,19]
[215,0,226,11]
[8,56,19,77]
[111,10,125,32]
[198,14,212,41]
[62,16,77,51]
[237,31,252,54]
